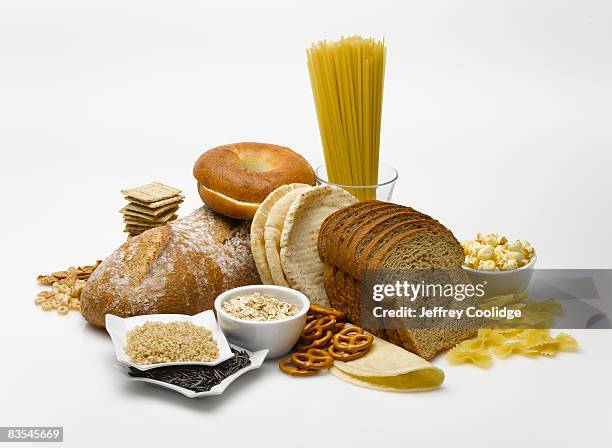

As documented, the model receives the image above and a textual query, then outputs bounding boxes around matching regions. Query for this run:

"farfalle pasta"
[447,328,578,368]
[447,339,492,368]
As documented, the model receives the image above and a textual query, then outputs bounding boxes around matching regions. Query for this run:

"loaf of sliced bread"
[318,201,477,360]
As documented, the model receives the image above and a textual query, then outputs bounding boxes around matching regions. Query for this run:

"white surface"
[215,285,309,359]
[114,346,268,398]
[1,1,611,447]
[106,310,233,370]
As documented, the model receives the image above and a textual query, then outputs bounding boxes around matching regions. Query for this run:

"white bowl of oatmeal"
[214,285,310,359]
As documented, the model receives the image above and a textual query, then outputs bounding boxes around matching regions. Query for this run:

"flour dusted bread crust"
[81,206,261,327]
[193,142,315,219]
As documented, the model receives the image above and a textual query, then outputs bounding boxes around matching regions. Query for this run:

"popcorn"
[478,260,497,270]
[462,233,535,271]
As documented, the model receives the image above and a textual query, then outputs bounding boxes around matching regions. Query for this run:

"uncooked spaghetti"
[307,36,386,200]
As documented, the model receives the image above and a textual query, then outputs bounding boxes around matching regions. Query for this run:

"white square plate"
[113,345,268,398]
[105,310,234,371]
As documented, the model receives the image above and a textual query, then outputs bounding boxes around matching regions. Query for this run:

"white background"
[1,0,611,447]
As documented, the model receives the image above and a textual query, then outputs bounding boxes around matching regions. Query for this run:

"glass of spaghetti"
[314,163,398,201]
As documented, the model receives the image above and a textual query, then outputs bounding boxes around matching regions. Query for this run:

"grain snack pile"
[35,261,101,315]
[221,292,298,321]
[120,181,183,237]
[125,321,219,365]
[279,305,374,377]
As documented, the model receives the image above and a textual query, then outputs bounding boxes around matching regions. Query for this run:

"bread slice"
[318,201,377,264]
[369,226,464,271]
[325,201,400,268]
[356,219,442,277]
[343,210,434,279]
[329,203,404,270]
[372,227,476,359]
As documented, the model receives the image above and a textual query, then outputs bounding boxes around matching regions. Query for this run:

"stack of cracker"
[120,181,183,237]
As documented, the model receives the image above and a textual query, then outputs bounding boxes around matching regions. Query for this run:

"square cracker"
[121,182,181,203]
[120,207,179,222]
[124,224,155,231]
[124,215,177,227]
[124,195,184,209]
[122,201,182,217]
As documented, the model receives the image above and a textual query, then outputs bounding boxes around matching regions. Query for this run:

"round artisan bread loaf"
[193,142,315,220]
[80,206,261,327]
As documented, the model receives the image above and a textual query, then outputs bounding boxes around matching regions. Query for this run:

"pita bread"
[264,187,312,287]
[250,183,311,284]
[280,185,356,306]
[330,336,445,392]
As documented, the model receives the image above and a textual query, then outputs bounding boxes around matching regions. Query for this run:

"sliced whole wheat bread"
[372,227,476,359]
[318,201,378,263]
[356,219,442,276]
[343,210,434,279]
[369,226,464,272]
[326,202,401,269]
[330,204,405,271]
[318,204,477,360]
[323,265,387,340]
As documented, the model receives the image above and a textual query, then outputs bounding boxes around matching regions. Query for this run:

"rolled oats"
[221,292,299,321]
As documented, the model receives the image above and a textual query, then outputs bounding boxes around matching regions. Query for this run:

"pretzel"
[328,344,369,362]
[305,314,319,323]
[279,359,319,377]
[291,349,333,370]
[304,314,337,333]
[332,326,374,353]
[308,304,346,321]
[294,330,332,351]
[332,322,345,333]
[300,322,332,343]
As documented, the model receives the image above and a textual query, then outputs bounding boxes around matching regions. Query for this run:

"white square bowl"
[113,346,268,398]
[105,310,234,371]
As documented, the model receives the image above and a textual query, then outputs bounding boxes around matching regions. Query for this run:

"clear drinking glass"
[314,163,398,201]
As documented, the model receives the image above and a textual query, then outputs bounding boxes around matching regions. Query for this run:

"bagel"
[193,142,315,220]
